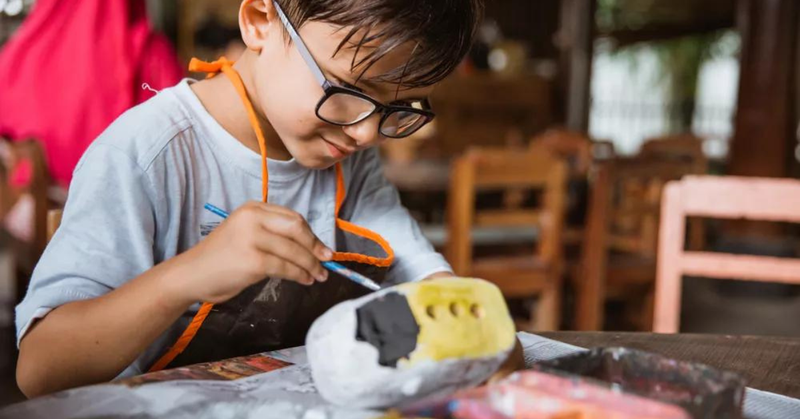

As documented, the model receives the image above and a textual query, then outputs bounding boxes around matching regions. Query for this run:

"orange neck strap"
[189,57,270,203]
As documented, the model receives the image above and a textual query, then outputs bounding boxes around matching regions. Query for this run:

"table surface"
[122,332,800,400]
[539,332,800,400]
[383,159,450,192]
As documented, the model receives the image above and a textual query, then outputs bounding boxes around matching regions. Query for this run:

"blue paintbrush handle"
[204,203,230,219]
[204,203,381,292]
[321,261,382,291]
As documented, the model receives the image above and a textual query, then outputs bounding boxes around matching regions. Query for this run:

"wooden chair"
[47,209,62,243]
[641,134,707,173]
[15,140,51,256]
[654,176,800,333]
[529,129,593,178]
[575,157,702,331]
[641,134,708,251]
[528,129,594,247]
[446,147,568,331]
[0,140,52,303]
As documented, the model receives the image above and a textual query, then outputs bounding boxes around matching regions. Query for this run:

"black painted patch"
[355,292,420,367]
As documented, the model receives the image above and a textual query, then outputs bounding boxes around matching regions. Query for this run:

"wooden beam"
[601,18,735,48]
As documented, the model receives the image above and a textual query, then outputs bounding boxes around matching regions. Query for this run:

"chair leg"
[534,281,561,331]
[642,289,655,331]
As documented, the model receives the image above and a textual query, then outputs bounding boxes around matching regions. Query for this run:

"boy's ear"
[239,0,278,52]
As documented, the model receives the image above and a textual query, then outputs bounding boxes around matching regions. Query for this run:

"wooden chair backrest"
[597,157,702,258]
[1,139,52,255]
[575,156,704,331]
[446,147,568,275]
[431,73,553,157]
[18,140,51,253]
[654,176,800,333]
[529,129,593,179]
[640,134,708,174]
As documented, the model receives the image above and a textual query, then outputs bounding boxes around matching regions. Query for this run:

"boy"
[16,0,515,398]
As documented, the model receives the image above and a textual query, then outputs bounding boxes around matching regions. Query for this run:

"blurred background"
[1,0,799,406]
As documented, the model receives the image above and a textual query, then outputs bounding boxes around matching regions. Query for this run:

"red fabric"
[0,0,184,186]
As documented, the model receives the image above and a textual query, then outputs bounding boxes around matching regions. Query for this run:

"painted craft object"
[398,370,693,419]
[306,277,517,409]
[533,348,745,419]
[396,348,745,419]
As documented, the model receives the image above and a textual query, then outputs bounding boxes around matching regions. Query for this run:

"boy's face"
[243,1,435,169]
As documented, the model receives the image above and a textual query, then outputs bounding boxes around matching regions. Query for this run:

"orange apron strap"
[331,163,395,267]
[148,302,214,372]
[188,57,270,203]
[150,58,273,373]
[334,163,346,216]
[332,218,395,267]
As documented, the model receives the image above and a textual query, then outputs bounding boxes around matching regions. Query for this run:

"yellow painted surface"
[397,277,516,365]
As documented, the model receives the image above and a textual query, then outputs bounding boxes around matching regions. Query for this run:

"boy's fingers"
[260,254,315,286]
[253,233,327,282]
[258,208,333,261]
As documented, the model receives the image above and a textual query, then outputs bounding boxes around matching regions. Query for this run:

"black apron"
[149,58,394,371]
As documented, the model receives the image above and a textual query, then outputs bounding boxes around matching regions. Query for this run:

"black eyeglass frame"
[272,1,435,139]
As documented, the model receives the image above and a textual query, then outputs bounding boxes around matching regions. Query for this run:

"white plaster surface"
[306,288,512,409]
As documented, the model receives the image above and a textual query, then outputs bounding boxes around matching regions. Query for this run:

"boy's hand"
[178,201,333,304]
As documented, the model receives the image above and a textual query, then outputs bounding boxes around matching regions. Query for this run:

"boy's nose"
[342,113,383,149]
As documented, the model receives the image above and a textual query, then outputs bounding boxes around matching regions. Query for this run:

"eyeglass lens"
[317,92,428,138]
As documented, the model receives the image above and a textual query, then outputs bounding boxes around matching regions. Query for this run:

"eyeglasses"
[272,1,435,139]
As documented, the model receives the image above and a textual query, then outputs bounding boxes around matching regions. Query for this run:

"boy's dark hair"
[276,0,484,88]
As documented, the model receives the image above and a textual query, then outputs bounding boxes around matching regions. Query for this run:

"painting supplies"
[203,203,381,292]
[319,260,381,291]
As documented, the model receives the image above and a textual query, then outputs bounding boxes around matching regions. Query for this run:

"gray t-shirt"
[15,79,450,378]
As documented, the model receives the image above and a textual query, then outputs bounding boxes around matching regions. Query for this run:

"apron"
[149,58,395,371]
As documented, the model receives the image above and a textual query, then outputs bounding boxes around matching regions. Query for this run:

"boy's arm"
[17,253,196,397]
[15,143,184,397]
[17,144,333,397]
[18,199,334,398]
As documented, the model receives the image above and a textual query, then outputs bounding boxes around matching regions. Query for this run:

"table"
[383,159,450,193]
[121,332,800,400]
[539,332,800,400]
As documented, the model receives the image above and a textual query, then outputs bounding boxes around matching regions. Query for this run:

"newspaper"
[2,333,798,419]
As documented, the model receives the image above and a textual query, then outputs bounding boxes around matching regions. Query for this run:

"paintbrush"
[203,203,382,292]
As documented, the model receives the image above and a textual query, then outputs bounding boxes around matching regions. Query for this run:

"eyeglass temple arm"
[272,1,327,87]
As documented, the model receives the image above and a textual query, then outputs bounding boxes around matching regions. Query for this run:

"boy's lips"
[323,138,355,159]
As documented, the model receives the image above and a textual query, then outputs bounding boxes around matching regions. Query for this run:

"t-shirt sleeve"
[343,149,451,285]
[15,143,156,347]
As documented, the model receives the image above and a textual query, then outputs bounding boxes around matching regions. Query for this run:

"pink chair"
[653,176,800,333]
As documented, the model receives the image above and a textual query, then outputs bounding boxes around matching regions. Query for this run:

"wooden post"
[728,0,798,178]
[559,0,596,131]
[793,12,800,179]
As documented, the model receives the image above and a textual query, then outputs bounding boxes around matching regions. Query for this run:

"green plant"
[596,0,740,132]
